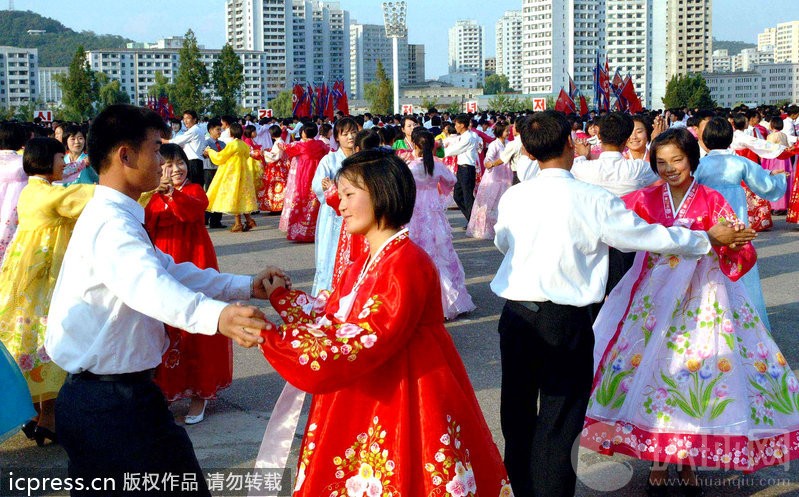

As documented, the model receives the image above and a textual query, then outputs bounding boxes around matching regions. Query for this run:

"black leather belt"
[72,369,155,382]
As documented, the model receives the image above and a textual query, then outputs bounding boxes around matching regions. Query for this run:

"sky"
[10,0,799,78]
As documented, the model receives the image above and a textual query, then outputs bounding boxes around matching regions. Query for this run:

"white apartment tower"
[495,10,523,92]
[605,0,667,109]
[769,22,799,63]
[408,44,425,85]
[521,0,606,96]
[758,27,776,52]
[665,0,712,80]
[349,23,408,99]
[0,46,38,108]
[448,20,484,78]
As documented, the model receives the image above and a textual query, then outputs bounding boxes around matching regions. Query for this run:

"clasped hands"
[217,266,292,348]
[707,219,757,249]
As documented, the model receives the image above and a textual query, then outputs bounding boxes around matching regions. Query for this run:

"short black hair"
[0,121,27,150]
[334,117,358,139]
[702,117,733,150]
[182,109,198,121]
[732,113,748,131]
[23,137,65,176]
[454,114,471,127]
[160,143,190,167]
[61,124,85,150]
[649,127,700,173]
[269,124,282,139]
[519,110,571,162]
[337,149,415,230]
[770,116,784,131]
[88,104,169,174]
[598,112,635,147]
[206,117,222,130]
[631,115,654,141]
[302,122,318,139]
[355,129,380,151]
[229,122,244,139]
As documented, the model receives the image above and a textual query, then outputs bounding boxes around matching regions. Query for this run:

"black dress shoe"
[33,426,58,447]
[21,419,37,439]
[209,223,227,229]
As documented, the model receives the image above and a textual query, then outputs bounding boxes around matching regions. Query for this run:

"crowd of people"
[0,100,797,496]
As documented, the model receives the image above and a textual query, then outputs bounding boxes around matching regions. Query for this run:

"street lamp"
[382,1,407,114]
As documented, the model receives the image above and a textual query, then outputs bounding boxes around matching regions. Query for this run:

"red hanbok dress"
[257,138,289,213]
[281,139,329,242]
[144,183,232,401]
[734,148,773,231]
[260,230,512,496]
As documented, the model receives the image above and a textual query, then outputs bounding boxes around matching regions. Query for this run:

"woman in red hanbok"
[145,144,232,424]
[281,123,330,242]
[257,125,289,213]
[258,150,512,496]
[583,129,799,494]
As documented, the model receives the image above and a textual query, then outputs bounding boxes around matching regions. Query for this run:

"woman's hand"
[263,275,288,299]
[707,219,757,248]
[251,266,292,300]
[321,177,333,190]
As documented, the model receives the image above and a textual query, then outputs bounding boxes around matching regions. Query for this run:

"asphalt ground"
[2,210,798,496]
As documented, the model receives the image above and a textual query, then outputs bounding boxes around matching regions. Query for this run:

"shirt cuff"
[193,299,229,336]
[229,274,254,301]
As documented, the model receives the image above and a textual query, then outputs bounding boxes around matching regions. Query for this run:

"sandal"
[246,218,257,230]
[230,223,243,232]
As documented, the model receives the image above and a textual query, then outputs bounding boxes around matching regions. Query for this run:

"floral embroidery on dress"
[425,415,478,497]
[328,416,396,497]
[294,422,317,491]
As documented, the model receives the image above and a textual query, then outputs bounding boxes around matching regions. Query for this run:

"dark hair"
[61,124,85,151]
[229,122,244,139]
[493,122,508,138]
[787,105,799,116]
[0,121,27,150]
[598,112,634,147]
[334,117,358,139]
[206,117,222,130]
[320,123,333,137]
[245,124,257,138]
[519,110,571,163]
[302,122,318,139]
[649,128,700,173]
[159,143,191,172]
[702,117,733,150]
[444,123,457,135]
[431,115,442,127]
[732,113,748,131]
[23,137,65,176]
[337,149,415,230]
[770,116,784,131]
[411,128,436,176]
[400,115,417,129]
[88,104,169,174]
[454,114,471,127]
[355,129,380,151]
[182,110,198,121]
[630,115,654,142]
[269,124,282,139]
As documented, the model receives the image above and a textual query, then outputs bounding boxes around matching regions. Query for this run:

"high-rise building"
[484,57,496,77]
[521,0,605,96]
[758,27,776,52]
[495,10,523,92]
[448,20,484,79]
[0,46,38,108]
[408,44,426,84]
[38,66,67,105]
[768,21,799,64]
[225,0,350,100]
[665,0,712,80]
[349,23,407,99]
[605,0,667,109]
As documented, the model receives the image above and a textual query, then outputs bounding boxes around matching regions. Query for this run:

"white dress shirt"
[169,124,205,161]
[571,151,660,197]
[46,186,252,374]
[444,130,481,166]
[491,168,711,306]
[499,138,539,180]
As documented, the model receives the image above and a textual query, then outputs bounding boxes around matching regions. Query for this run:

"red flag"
[335,80,349,116]
[568,75,578,100]
[599,60,611,112]
[292,83,306,117]
[621,77,643,113]
[579,95,589,116]
[555,88,576,114]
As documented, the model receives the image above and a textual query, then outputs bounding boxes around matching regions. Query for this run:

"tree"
[364,60,393,115]
[95,73,130,109]
[211,43,244,116]
[420,97,440,111]
[54,45,99,121]
[173,30,209,114]
[487,94,520,113]
[445,101,463,114]
[483,74,512,95]
[662,74,715,110]
[149,71,175,100]
[268,90,293,118]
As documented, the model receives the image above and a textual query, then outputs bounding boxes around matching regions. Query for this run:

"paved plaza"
[2,209,799,496]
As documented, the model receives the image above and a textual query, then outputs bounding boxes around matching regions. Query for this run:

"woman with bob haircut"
[256,149,512,496]
[583,128,799,495]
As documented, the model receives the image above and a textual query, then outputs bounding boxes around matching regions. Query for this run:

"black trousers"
[453,164,476,221]
[203,169,223,227]
[592,248,637,319]
[55,374,211,497]
[187,159,205,187]
[498,300,594,497]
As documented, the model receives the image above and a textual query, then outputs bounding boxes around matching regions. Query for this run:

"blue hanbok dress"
[311,149,346,295]
[0,341,36,443]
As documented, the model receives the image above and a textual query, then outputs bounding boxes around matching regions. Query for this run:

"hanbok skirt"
[760,157,793,211]
[279,162,299,232]
[466,164,513,240]
[257,159,289,213]
[786,171,799,224]
[0,341,36,443]
[743,182,773,231]
[582,251,799,472]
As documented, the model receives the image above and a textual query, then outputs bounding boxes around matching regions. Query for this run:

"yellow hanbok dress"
[0,177,94,402]
[206,138,259,215]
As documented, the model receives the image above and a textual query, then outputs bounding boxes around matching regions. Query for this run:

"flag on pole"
[621,75,644,113]
[555,88,577,114]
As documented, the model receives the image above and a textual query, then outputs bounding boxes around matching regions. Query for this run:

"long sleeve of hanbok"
[46,183,96,219]
[260,264,432,394]
[155,186,209,224]
[436,162,457,197]
[741,158,787,201]
[207,144,235,166]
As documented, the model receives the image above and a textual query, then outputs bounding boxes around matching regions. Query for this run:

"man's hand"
[573,138,591,158]
[218,303,271,347]
[252,266,292,300]
[263,275,288,299]
[707,220,757,248]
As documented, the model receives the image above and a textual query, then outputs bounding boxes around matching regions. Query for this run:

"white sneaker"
[185,400,207,425]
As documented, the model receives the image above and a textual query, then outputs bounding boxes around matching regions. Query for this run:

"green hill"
[712,38,757,56]
[0,10,134,66]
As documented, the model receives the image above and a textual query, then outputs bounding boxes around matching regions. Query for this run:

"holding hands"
[707,219,757,249]
[321,177,334,191]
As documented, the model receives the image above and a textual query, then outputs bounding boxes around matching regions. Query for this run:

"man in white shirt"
[444,114,482,222]
[167,109,206,186]
[492,110,756,497]
[47,104,288,496]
